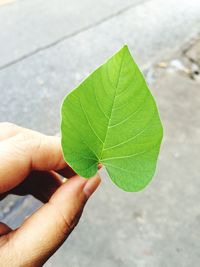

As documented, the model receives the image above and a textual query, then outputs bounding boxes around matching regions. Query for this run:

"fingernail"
[83,173,101,198]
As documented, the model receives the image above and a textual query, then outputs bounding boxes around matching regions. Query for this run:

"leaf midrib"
[99,49,126,161]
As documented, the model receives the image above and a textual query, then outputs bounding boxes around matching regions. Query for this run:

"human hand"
[0,123,101,266]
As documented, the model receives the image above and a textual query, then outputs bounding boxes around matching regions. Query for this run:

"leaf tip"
[121,44,129,52]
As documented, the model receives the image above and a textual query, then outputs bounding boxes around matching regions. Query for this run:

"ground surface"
[0,0,200,266]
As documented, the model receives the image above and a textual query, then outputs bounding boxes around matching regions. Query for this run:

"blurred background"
[0,0,200,266]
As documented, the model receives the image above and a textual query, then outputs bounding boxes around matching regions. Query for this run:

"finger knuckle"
[50,202,83,236]
[59,211,79,235]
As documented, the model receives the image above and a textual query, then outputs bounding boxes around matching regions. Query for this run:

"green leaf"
[61,45,163,192]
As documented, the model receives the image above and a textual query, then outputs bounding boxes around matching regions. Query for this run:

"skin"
[0,122,101,266]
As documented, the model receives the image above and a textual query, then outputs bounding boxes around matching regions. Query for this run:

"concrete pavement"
[0,0,199,134]
[0,0,200,266]
[45,38,200,267]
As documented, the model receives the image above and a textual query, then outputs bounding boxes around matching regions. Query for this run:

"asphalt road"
[0,0,200,266]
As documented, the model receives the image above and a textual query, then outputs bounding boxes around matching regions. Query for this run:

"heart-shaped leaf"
[61,45,163,191]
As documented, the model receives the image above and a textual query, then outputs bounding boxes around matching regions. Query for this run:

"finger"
[98,163,103,169]
[8,174,101,266]
[0,223,12,236]
[0,130,67,194]
[0,122,21,141]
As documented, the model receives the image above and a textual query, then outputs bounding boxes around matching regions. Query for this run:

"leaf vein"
[99,48,127,159]
[109,91,149,128]
[101,150,146,161]
[94,87,109,120]
[103,108,156,151]
[79,98,104,144]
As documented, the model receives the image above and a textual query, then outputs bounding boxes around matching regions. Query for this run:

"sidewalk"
[45,38,200,267]
[0,1,199,266]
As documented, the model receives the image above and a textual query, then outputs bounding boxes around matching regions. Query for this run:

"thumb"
[9,174,101,267]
